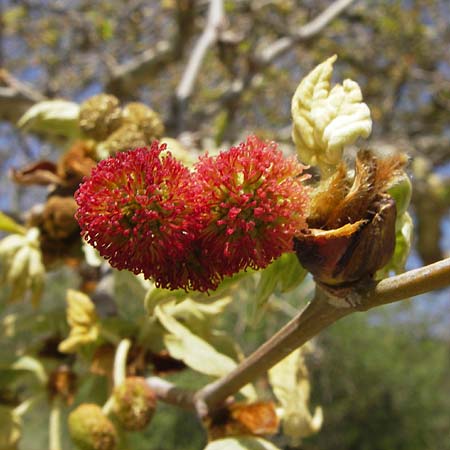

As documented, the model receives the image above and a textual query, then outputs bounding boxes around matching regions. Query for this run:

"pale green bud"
[0,228,45,305]
[68,404,117,450]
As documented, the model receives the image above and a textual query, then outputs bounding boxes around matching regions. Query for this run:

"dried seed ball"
[79,94,122,141]
[113,377,157,431]
[98,123,147,156]
[122,102,165,141]
[41,196,79,240]
[68,403,117,450]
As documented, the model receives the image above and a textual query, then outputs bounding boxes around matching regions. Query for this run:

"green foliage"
[308,312,450,450]
[17,100,81,139]
[0,212,26,235]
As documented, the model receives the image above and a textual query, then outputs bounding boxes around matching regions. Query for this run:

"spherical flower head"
[68,403,117,450]
[113,377,157,431]
[195,136,310,276]
[75,142,202,290]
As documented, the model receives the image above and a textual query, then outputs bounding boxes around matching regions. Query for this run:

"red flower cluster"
[195,136,310,276]
[75,142,206,290]
[75,137,309,291]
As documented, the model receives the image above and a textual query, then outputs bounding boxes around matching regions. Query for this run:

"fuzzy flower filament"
[75,142,203,290]
[195,136,310,276]
[75,137,310,292]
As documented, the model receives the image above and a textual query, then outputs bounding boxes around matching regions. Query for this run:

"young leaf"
[291,55,372,176]
[388,175,412,218]
[0,212,26,235]
[376,211,413,277]
[268,347,323,445]
[17,100,80,138]
[250,254,308,325]
[155,302,256,399]
[11,355,48,385]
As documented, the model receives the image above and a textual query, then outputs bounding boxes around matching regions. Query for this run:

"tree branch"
[176,0,224,102]
[258,0,358,65]
[171,0,225,132]
[106,41,176,97]
[206,0,357,137]
[0,69,46,123]
[360,257,450,308]
[146,376,195,410]
[193,257,450,415]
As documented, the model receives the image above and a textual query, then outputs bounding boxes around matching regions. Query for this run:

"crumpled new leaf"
[268,347,323,445]
[17,99,80,138]
[204,437,281,450]
[155,301,256,399]
[0,228,45,306]
[292,55,372,175]
[58,289,100,353]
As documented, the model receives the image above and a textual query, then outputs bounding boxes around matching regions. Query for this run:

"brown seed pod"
[41,196,79,240]
[294,150,407,287]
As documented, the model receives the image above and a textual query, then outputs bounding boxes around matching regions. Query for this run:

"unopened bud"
[294,150,407,288]
[97,124,146,157]
[79,94,122,141]
[68,403,117,450]
[122,102,164,140]
[113,377,156,431]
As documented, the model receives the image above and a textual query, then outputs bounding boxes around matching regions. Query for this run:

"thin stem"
[175,0,224,101]
[361,257,450,308]
[49,398,62,450]
[194,287,350,415]
[103,338,132,415]
[194,257,450,414]
[113,338,131,387]
[146,376,195,410]
[259,0,357,64]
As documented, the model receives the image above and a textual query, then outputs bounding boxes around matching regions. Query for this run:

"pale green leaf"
[156,303,236,376]
[11,356,48,385]
[156,302,256,399]
[251,254,307,325]
[169,297,232,337]
[291,55,372,176]
[204,436,282,450]
[144,286,189,315]
[0,235,27,259]
[377,212,413,278]
[268,347,322,444]
[388,175,412,218]
[17,100,80,138]
[0,212,26,235]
